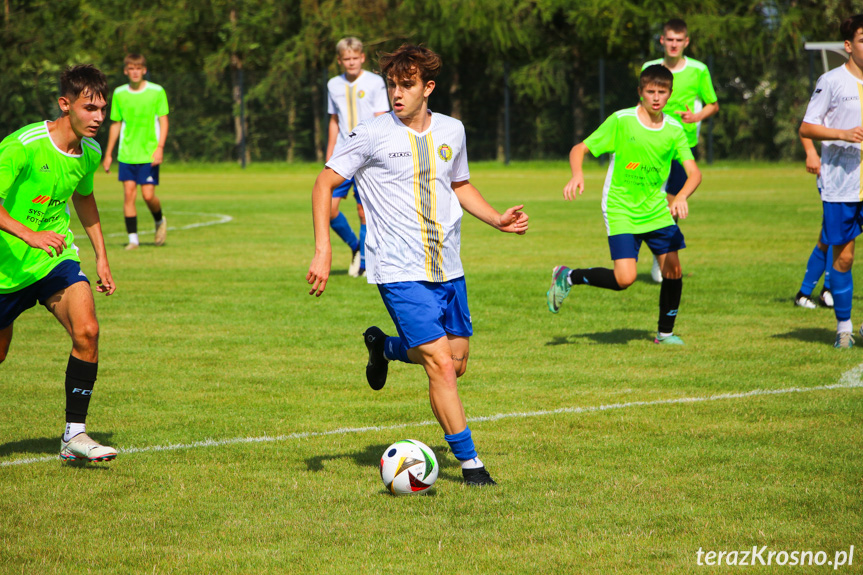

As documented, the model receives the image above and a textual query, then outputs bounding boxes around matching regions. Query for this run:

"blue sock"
[445,426,477,461]
[330,212,358,251]
[824,246,833,291]
[359,224,367,269]
[830,267,853,322]
[384,337,411,363]
[800,245,828,296]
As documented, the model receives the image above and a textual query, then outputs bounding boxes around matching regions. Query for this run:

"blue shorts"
[377,277,473,348]
[0,260,89,329]
[118,162,160,186]
[333,177,361,205]
[608,225,686,261]
[663,147,697,196]
[821,201,863,246]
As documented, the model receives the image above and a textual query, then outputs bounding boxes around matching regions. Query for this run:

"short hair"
[640,64,674,91]
[336,37,364,56]
[123,53,147,68]
[663,18,688,35]
[840,14,863,42]
[379,44,442,84]
[60,65,108,102]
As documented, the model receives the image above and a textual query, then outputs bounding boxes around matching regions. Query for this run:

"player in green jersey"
[547,65,702,345]
[0,65,117,462]
[642,18,718,282]
[102,54,169,250]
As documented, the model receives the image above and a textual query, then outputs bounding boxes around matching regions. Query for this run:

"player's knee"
[454,357,469,378]
[835,253,854,272]
[72,320,100,350]
[614,271,636,289]
[663,266,682,280]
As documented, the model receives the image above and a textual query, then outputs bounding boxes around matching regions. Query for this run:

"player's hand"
[677,105,697,124]
[498,205,529,235]
[26,230,67,257]
[101,156,112,173]
[307,250,332,297]
[670,196,689,220]
[840,127,863,144]
[95,262,116,296]
[563,175,584,200]
[805,153,821,176]
[152,147,164,167]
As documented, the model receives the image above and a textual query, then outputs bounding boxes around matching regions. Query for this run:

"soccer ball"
[380,439,439,495]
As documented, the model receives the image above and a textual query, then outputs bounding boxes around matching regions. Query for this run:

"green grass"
[1,162,862,574]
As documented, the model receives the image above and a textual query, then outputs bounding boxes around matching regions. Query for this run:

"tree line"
[0,0,857,163]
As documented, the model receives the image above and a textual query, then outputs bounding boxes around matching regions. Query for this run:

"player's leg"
[330,179,360,273]
[796,236,831,309]
[822,201,860,348]
[43,268,116,461]
[122,179,140,250]
[142,181,167,247]
[0,324,12,364]
[648,225,686,344]
[356,199,367,277]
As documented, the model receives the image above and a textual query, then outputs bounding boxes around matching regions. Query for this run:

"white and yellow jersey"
[326,111,470,284]
[327,71,389,149]
[804,65,863,202]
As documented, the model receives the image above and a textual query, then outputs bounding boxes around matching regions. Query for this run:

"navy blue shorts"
[377,277,472,348]
[608,225,686,261]
[0,260,89,329]
[663,147,697,196]
[821,201,863,246]
[333,177,361,205]
[119,162,160,186]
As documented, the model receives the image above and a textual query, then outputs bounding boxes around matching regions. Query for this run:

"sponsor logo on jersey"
[625,162,640,170]
[32,195,51,204]
[39,164,50,172]
[437,143,452,162]
[349,132,357,138]
[388,152,412,158]
[357,90,366,99]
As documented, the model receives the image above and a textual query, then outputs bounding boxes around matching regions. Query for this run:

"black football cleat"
[462,466,497,486]
[363,326,389,391]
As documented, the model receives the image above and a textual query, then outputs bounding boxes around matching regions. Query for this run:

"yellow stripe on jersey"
[409,133,446,282]
[346,85,358,130]
[858,83,863,201]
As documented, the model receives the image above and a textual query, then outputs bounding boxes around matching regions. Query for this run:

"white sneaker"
[348,249,361,277]
[651,255,663,283]
[794,292,817,309]
[154,217,167,246]
[60,433,117,462]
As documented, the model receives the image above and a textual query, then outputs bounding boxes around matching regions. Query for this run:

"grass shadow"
[772,327,836,344]
[546,328,652,346]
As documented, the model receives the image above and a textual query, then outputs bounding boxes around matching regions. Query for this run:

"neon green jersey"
[584,107,693,236]
[642,57,717,147]
[109,82,169,164]
[0,122,100,293]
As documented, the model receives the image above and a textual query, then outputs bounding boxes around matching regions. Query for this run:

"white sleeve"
[327,84,337,115]
[326,123,371,180]
[803,74,833,125]
[451,127,470,182]
[373,76,390,113]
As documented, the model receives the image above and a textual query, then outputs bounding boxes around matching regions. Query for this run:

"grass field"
[1,161,861,574]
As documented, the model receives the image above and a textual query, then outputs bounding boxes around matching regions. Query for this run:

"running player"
[799,14,863,348]
[326,37,389,277]
[643,18,718,282]
[307,44,529,486]
[548,65,702,345]
[0,64,117,462]
[102,53,169,250]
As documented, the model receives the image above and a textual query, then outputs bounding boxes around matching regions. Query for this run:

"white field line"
[100,211,233,238]
[3,365,863,468]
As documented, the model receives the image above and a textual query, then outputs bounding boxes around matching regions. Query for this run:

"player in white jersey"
[325,37,390,277]
[307,45,528,486]
[799,14,863,348]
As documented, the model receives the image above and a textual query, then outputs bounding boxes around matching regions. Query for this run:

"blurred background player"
[794,135,833,309]
[325,37,390,277]
[643,18,718,282]
[308,45,529,485]
[549,65,701,345]
[0,65,117,462]
[102,53,169,250]
[799,14,863,349]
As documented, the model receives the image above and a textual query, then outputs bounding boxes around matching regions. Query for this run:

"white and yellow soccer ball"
[380,439,439,495]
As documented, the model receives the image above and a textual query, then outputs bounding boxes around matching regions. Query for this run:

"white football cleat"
[60,433,117,462]
[348,249,361,277]
[651,255,663,283]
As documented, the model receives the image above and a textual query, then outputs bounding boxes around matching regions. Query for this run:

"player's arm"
[800,121,863,144]
[102,123,121,173]
[307,167,346,296]
[152,115,169,167]
[800,136,821,176]
[564,142,590,200]
[325,115,339,162]
[0,204,67,256]
[451,181,528,235]
[678,101,719,124]
[72,191,115,295]
[669,159,702,220]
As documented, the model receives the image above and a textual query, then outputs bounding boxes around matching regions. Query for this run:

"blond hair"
[336,37,364,57]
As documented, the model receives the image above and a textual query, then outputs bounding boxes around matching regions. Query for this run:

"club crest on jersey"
[437,143,452,162]
[358,90,366,99]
